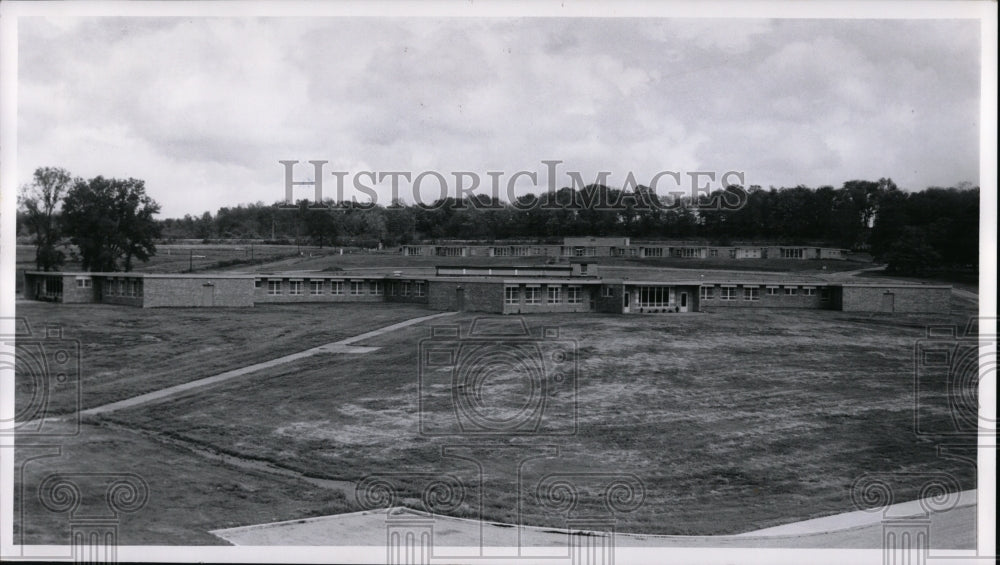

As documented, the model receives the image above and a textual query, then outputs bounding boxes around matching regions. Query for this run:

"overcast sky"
[17,16,982,218]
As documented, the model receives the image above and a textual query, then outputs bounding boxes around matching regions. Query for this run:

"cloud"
[16,16,982,217]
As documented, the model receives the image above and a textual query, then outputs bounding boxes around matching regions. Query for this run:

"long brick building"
[23,264,951,314]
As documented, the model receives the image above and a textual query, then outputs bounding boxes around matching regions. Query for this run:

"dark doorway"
[456,287,465,311]
[880,292,894,313]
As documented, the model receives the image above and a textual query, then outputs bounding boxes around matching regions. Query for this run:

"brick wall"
[97,276,146,307]
[595,284,624,313]
[143,277,255,307]
[22,273,99,303]
[253,278,385,304]
[428,280,504,312]
[62,275,100,303]
[500,283,597,314]
[699,284,832,309]
[384,279,431,305]
[840,285,951,313]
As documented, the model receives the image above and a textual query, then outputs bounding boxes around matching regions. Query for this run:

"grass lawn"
[89,304,977,538]
[14,421,353,545]
[14,301,434,416]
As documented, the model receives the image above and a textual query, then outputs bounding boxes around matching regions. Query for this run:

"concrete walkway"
[209,490,978,549]
[80,311,456,416]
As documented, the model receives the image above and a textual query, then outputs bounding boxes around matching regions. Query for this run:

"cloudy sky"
[17,14,982,218]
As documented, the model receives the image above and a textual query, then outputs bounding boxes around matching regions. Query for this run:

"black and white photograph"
[0,1,995,564]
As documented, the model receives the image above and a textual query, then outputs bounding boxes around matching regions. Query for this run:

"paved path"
[79,311,456,417]
[210,490,978,549]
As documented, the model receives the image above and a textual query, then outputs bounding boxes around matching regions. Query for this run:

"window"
[505,286,519,304]
[642,247,664,257]
[415,281,425,297]
[602,287,615,298]
[574,247,586,257]
[351,281,364,295]
[579,264,589,275]
[525,286,540,304]
[784,286,797,295]
[766,286,779,296]
[118,280,125,295]
[638,286,670,308]
[268,280,282,295]
[720,287,737,300]
[567,286,582,304]
[370,281,383,295]
[700,286,714,300]
[127,280,137,297]
[710,249,718,257]
[289,281,303,295]
[254,279,263,288]
[547,286,561,303]
[310,280,324,295]
[820,288,831,301]
[729,249,737,258]
[780,248,804,259]
[803,287,816,296]
[76,278,92,288]
[401,282,411,296]
[744,286,760,301]
[331,281,344,295]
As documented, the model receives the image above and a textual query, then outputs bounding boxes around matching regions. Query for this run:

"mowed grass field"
[13,301,433,416]
[51,300,977,540]
[15,243,326,274]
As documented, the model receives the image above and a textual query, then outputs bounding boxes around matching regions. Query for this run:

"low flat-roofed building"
[23,268,950,314]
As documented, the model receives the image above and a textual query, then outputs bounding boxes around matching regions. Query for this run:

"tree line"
[18,166,978,275]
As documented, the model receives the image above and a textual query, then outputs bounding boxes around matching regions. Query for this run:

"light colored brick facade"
[24,270,953,314]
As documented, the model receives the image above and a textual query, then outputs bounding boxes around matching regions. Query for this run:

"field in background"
[15,243,874,280]
[13,302,970,541]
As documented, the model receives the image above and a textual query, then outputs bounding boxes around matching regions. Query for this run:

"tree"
[18,167,73,270]
[61,176,162,272]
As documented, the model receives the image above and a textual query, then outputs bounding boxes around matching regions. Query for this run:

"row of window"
[637,286,672,308]
[262,279,426,297]
[504,285,583,305]
[103,279,142,298]
[699,285,829,301]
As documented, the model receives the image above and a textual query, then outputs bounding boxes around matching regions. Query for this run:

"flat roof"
[26,271,251,279]
[840,283,952,289]
[434,264,572,270]
[27,271,949,290]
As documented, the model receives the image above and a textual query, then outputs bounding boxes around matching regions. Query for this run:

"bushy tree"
[18,167,73,270]
[61,176,161,271]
